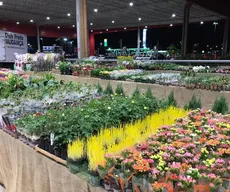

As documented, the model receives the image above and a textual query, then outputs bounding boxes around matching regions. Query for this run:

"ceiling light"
[90,23,93,26]
[47,17,50,20]
[100,32,102,34]
[138,18,142,21]
[58,26,60,29]
[67,13,71,17]
[172,14,176,17]
[124,27,127,30]
[30,20,34,23]
[16,22,20,25]
[0,2,3,6]
[94,9,98,12]
[129,2,133,6]
[200,21,204,25]
[145,26,148,28]
[213,22,218,25]
[170,24,173,27]
[63,38,68,42]
[72,25,75,27]
[112,21,115,23]
[106,29,108,31]
[91,30,93,32]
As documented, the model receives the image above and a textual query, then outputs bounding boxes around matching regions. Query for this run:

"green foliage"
[145,87,154,99]
[115,83,125,96]
[16,95,160,147]
[58,61,68,74]
[167,91,177,107]
[132,87,141,98]
[184,95,202,110]
[96,83,103,94]
[104,82,114,95]
[212,96,229,115]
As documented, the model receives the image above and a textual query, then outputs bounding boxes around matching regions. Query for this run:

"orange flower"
[206,139,220,146]
[199,137,207,144]
[171,141,186,148]
[194,121,202,127]
[194,115,202,121]
[152,182,166,190]
[133,159,150,173]
[181,163,190,171]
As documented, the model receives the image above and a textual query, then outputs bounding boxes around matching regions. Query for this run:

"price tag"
[50,133,54,146]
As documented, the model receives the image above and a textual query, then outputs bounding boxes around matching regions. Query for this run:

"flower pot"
[44,140,50,151]
[54,148,61,157]
[61,147,67,160]
[90,175,101,187]
[49,145,54,154]
[38,137,45,149]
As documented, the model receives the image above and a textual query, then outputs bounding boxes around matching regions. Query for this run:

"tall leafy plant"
[184,95,202,110]
[167,91,177,107]
[212,96,229,115]
[115,83,125,96]
[104,82,114,95]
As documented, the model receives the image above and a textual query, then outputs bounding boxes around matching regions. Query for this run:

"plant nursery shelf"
[35,145,67,166]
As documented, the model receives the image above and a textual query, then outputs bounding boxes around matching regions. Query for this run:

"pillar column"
[76,0,88,59]
[137,27,141,56]
[89,32,95,56]
[181,1,191,57]
[222,18,229,57]
[36,26,41,52]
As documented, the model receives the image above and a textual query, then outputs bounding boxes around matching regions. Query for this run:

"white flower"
[108,106,111,110]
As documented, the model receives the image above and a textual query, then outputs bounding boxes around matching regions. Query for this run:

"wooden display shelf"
[34,145,67,166]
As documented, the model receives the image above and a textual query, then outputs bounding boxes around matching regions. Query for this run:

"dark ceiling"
[192,0,230,18]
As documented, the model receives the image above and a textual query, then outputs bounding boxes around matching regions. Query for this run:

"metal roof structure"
[0,0,225,30]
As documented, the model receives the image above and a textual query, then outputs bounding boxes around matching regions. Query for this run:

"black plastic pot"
[54,148,61,157]
[38,137,45,149]
[49,145,54,154]
[44,139,50,151]
[61,147,67,160]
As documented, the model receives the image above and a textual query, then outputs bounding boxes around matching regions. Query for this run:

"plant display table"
[0,130,104,192]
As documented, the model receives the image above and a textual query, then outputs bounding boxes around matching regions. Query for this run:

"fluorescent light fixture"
[200,21,204,25]
[94,9,98,12]
[67,13,71,16]
[30,20,34,23]
[112,21,115,23]
[129,2,133,6]
[172,14,176,17]
[47,17,50,20]
[138,18,142,21]
[0,2,3,6]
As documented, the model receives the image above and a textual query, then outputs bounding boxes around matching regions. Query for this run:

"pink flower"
[177,182,182,187]
[209,183,215,187]
[147,159,154,164]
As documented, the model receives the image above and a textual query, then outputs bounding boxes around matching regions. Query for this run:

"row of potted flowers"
[98,109,230,192]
